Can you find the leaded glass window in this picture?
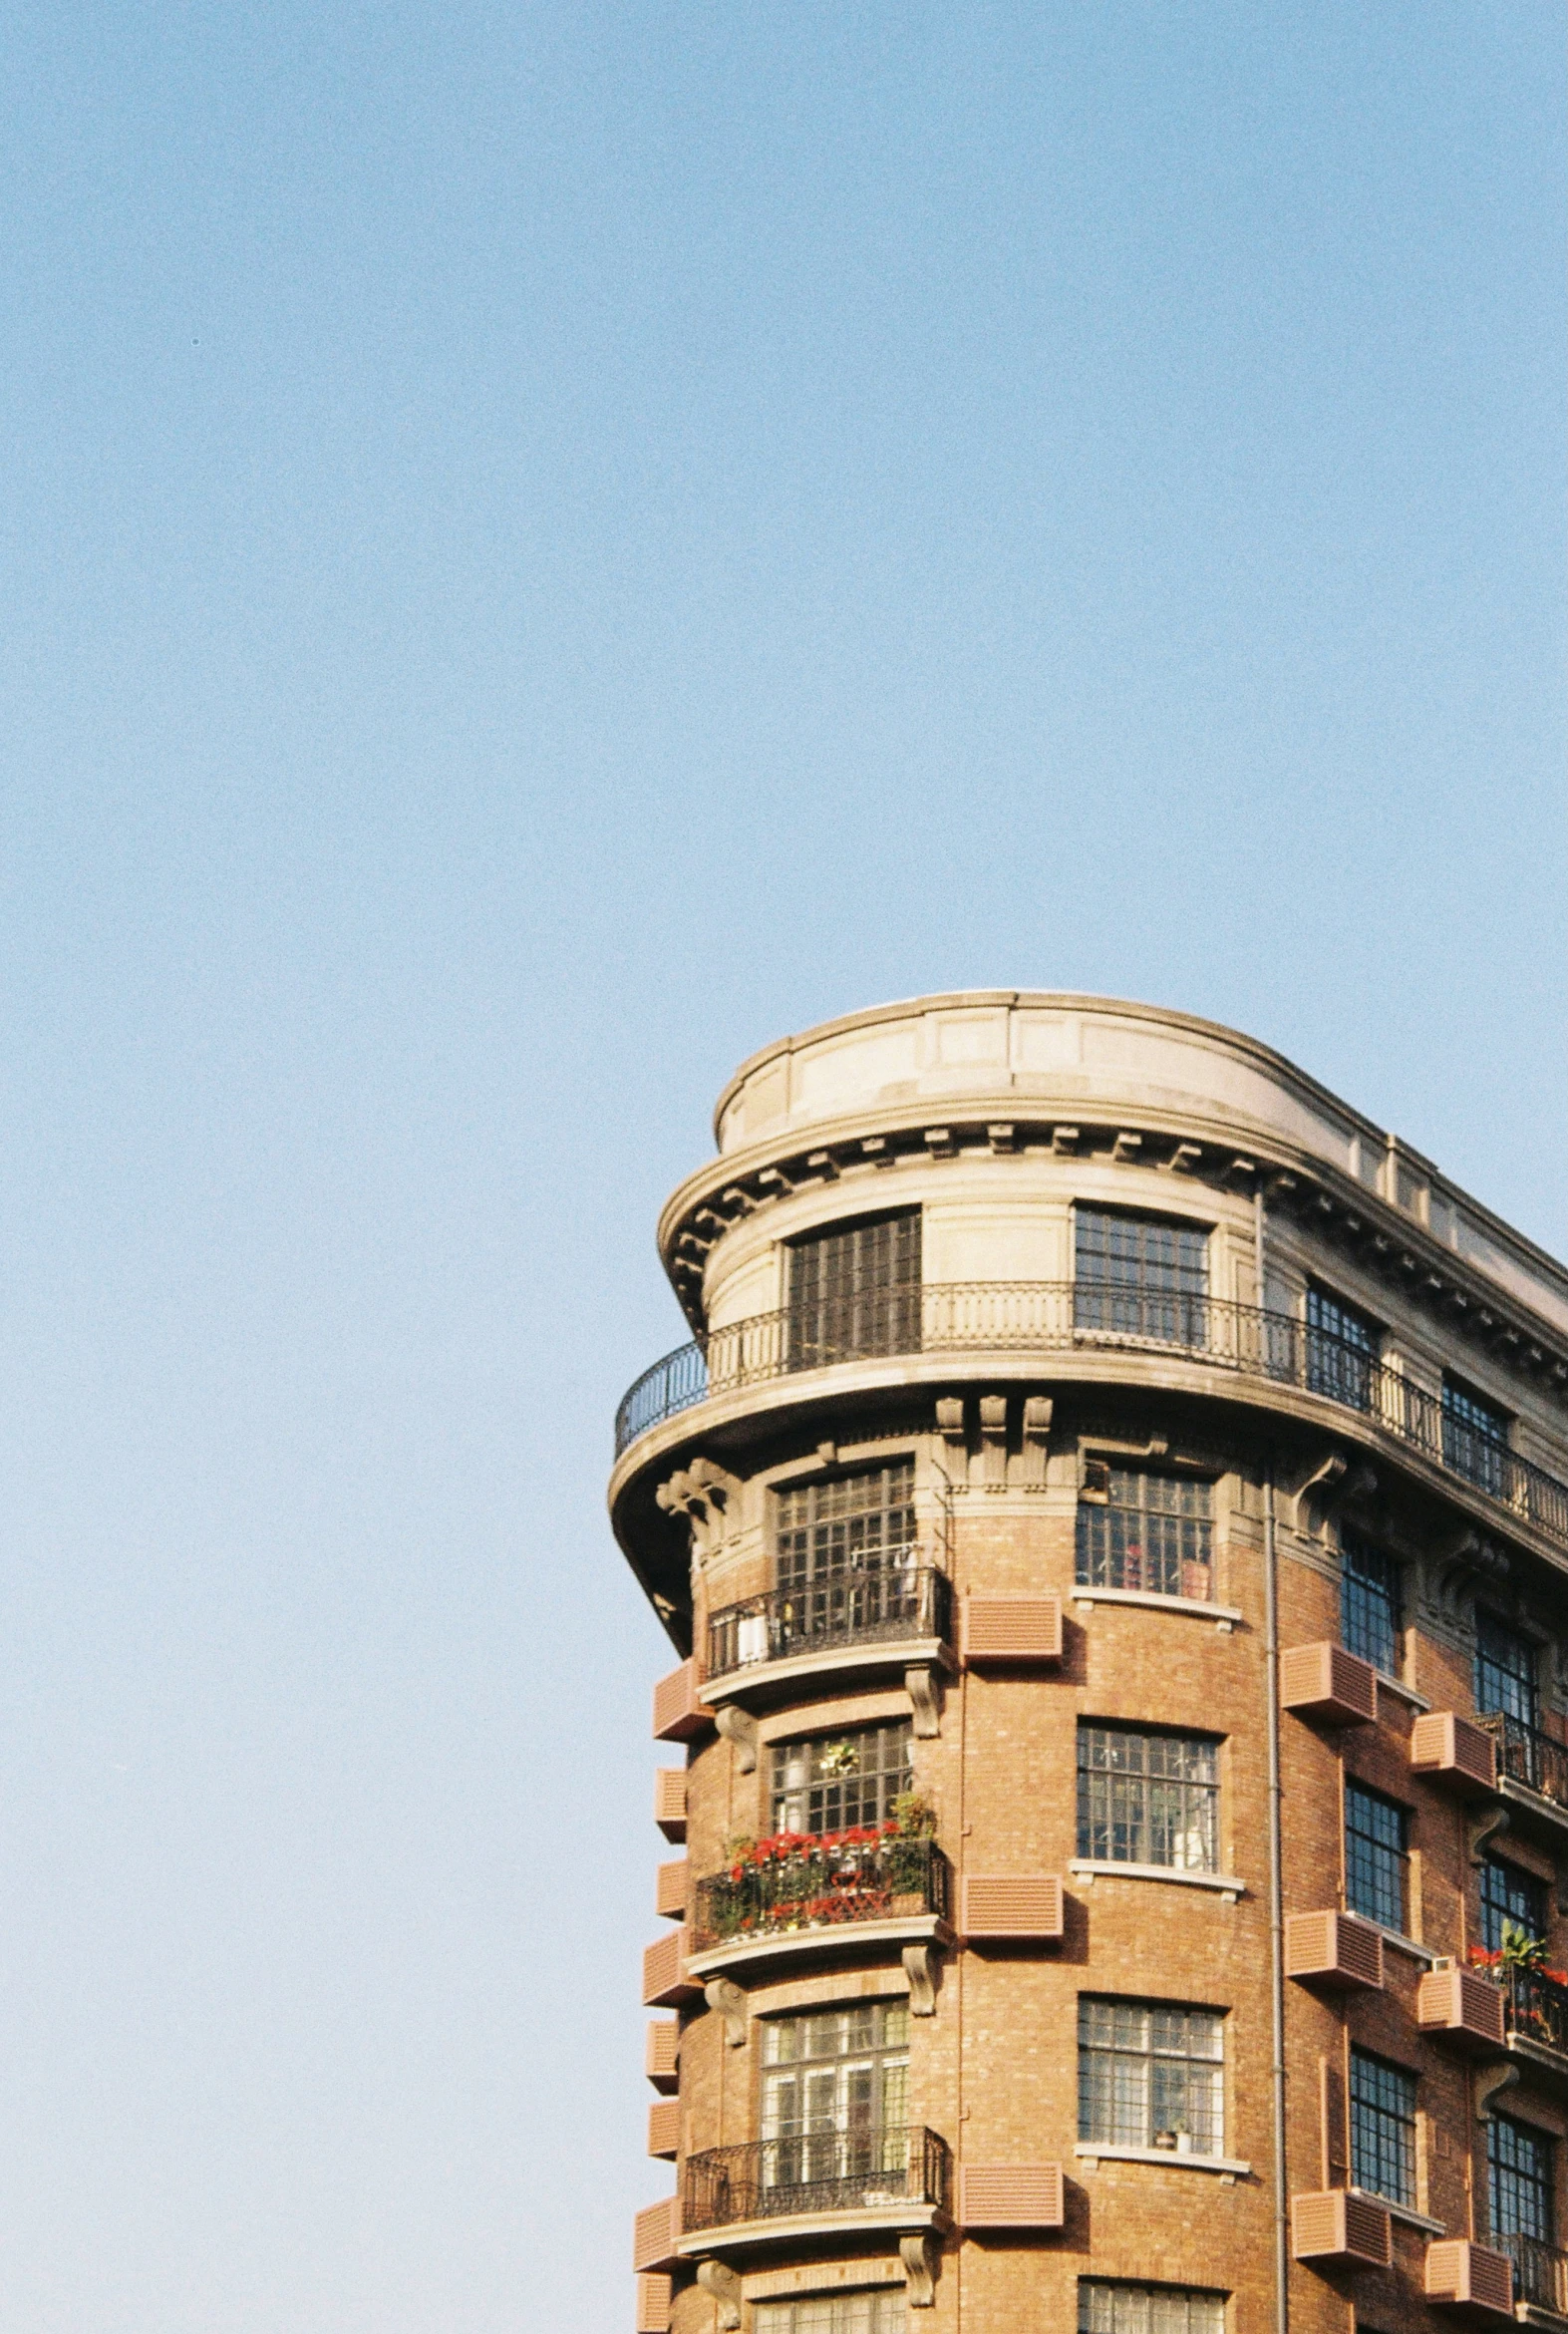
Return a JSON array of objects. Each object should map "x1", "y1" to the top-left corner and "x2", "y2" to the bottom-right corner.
[
  {"x1": 1481, "y1": 1857, "x2": 1548, "y2": 1956},
  {"x1": 1475, "y1": 1611, "x2": 1538, "y2": 1730},
  {"x1": 1074, "y1": 1208, "x2": 1209, "y2": 1345},
  {"x1": 1350, "y1": 2049, "x2": 1416, "y2": 2206},
  {"x1": 1340, "y1": 1530, "x2": 1401, "y2": 1676},
  {"x1": 1489, "y1": 2115, "x2": 1552, "y2": 2242},
  {"x1": 1078, "y1": 1998, "x2": 1224, "y2": 2154},
  {"x1": 1078, "y1": 1726, "x2": 1219, "y2": 1872},
  {"x1": 1344, "y1": 1781, "x2": 1408, "y2": 1932},
  {"x1": 1076, "y1": 1469, "x2": 1213, "y2": 1602},
  {"x1": 1079, "y1": 2286, "x2": 1225, "y2": 2334},
  {"x1": 771, "y1": 1721, "x2": 912, "y2": 1836},
  {"x1": 1306, "y1": 1284, "x2": 1380, "y2": 1412},
  {"x1": 777, "y1": 1462, "x2": 918, "y2": 1590},
  {"x1": 786, "y1": 1212, "x2": 921, "y2": 1371},
  {"x1": 1444, "y1": 1378, "x2": 1511, "y2": 1498},
  {"x1": 755, "y1": 2296, "x2": 905, "y2": 2334}
]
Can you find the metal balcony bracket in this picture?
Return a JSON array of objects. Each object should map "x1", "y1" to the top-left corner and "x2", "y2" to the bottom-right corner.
[
  {"x1": 936, "y1": 1399, "x2": 969, "y2": 1491},
  {"x1": 902, "y1": 1943, "x2": 939, "y2": 2018},
  {"x1": 1468, "y1": 1807, "x2": 1510, "y2": 1868},
  {"x1": 704, "y1": 1977, "x2": 748, "y2": 2049},
  {"x1": 979, "y1": 1398, "x2": 1008, "y2": 1492},
  {"x1": 1020, "y1": 1397, "x2": 1053, "y2": 1491},
  {"x1": 905, "y1": 1665, "x2": 942, "y2": 1740},
  {"x1": 715, "y1": 1706, "x2": 759, "y2": 1775},
  {"x1": 900, "y1": 2232, "x2": 939, "y2": 2307},
  {"x1": 1475, "y1": 2063, "x2": 1521, "y2": 2124},
  {"x1": 696, "y1": 2261, "x2": 742, "y2": 2328}
]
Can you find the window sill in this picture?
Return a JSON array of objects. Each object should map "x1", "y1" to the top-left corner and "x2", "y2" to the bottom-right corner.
[
  {"x1": 1354, "y1": 1920, "x2": 1435, "y2": 1966},
  {"x1": 1073, "y1": 1586, "x2": 1242, "y2": 1632},
  {"x1": 1372, "y1": 1671, "x2": 1431, "y2": 1714},
  {"x1": 1076, "y1": 2145, "x2": 1251, "y2": 2179},
  {"x1": 1348, "y1": 2186, "x2": 1445, "y2": 2236},
  {"x1": 1070, "y1": 1859, "x2": 1244, "y2": 1903}
]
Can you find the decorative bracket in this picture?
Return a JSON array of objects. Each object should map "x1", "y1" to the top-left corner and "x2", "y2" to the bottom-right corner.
[
  {"x1": 715, "y1": 1706, "x2": 759, "y2": 1775},
  {"x1": 902, "y1": 1943, "x2": 939, "y2": 2017},
  {"x1": 905, "y1": 1665, "x2": 941, "y2": 1740},
  {"x1": 936, "y1": 1398, "x2": 969, "y2": 1491},
  {"x1": 656, "y1": 1459, "x2": 743, "y2": 1567},
  {"x1": 1020, "y1": 1396, "x2": 1054, "y2": 1491},
  {"x1": 704, "y1": 1977, "x2": 748, "y2": 2049},
  {"x1": 1475, "y1": 2062, "x2": 1520, "y2": 2124},
  {"x1": 1468, "y1": 1806, "x2": 1509, "y2": 1868},
  {"x1": 1283, "y1": 1451, "x2": 1377, "y2": 1538},
  {"x1": 979, "y1": 1396, "x2": 1008, "y2": 1493},
  {"x1": 900, "y1": 2232, "x2": 939, "y2": 2307},
  {"x1": 697, "y1": 2259, "x2": 743, "y2": 2330}
]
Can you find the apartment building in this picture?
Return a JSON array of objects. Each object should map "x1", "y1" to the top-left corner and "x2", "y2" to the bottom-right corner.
[{"x1": 608, "y1": 992, "x2": 1568, "y2": 2334}]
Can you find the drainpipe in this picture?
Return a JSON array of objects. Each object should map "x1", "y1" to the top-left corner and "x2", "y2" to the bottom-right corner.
[{"x1": 1259, "y1": 1186, "x2": 1290, "y2": 2334}]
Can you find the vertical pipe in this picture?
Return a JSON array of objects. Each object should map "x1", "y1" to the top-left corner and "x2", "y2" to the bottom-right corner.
[{"x1": 1259, "y1": 1185, "x2": 1290, "y2": 2334}]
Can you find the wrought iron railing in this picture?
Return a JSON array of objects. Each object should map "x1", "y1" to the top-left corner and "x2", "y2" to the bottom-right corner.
[
  {"x1": 1477, "y1": 1711, "x2": 1568, "y2": 1814},
  {"x1": 1494, "y1": 2231, "x2": 1564, "y2": 2314},
  {"x1": 708, "y1": 1565, "x2": 952, "y2": 1679},
  {"x1": 613, "y1": 1283, "x2": 1568, "y2": 1560},
  {"x1": 1503, "y1": 1963, "x2": 1568, "y2": 2061},
  {"x1": 693, "y1": 1833, "x2": 950, "y2": 1952},
  {"x1": 684, "y1": 2124, "x2": 951, "y2": 2231}
]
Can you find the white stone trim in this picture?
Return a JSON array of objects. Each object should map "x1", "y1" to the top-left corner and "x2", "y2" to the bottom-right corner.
[
  {"x1": 1075, "y1": 2145, "x2": 1251, "y2": 2177},
  {"x1": 1348, "y1": 2185, "x2": 1445, "y2": 2235},
  {"x1": 1072, "y1": 1586, "x2": 1243, "y2": 1631},
  {"x1": 1070, "y1": 1859, "x2": 1244, "y2": 1902}
]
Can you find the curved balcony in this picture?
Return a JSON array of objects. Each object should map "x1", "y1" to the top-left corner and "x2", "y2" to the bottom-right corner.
[
  {"x1": 1477, "y1": 1711, "x2": 1568, "y2": 1841},
  {"x1": 615, "y1": 1283, "x2": 1568, "y2": 1560},
  {"x1": 687, "y1": 1831, "x2": 953, "y2": 1985},
  {"x1": 705, "y1": 1566, "x2": 953, "y2": 1706},
  {"x1": 681, "y1": 2125, "x2": 951, "y2": 2252}
]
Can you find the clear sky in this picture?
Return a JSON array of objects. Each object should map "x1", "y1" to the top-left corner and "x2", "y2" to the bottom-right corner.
[{"x1": 1, "y1": 5, "x2": 1562, "y2": 2328}]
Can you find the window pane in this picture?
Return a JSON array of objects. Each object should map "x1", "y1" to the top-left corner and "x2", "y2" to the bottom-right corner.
[
  {"x1": 756, "y1": 2292, "x2": 907, "y2": 2334},
  {"x1": 787, "y1": 1213, "x2": 921, "y2": 1369},
  {"x1": 1078, "y1": 1726, "x2": 1219, "y2": 1871},
  {"x1": 1076, "y1": 1468, "x2": 1214, "y2": 1601},
  {"x1": 1079, "y1": 2285, "x2": 1225, "y2": 2334},
  {"x1": 1306, "y1": 1285, "x2": 1379, "y2": 1411},
  {"x1": 1074, "y1": 1208, "x2": 1209, "y2": 1345},
  {"x1": 1489, "y1": 2115, "x2": 1553, "y2": 2241},
  {"x1": 1340, "y1": 1530, "x2": 1400, "y2": 1674},
  {"x1": 1350, "y1": 2050, "x2": 1416, "y2": 2206},
  {"x1": 1443, "y1": 1378, "x2": 1511, "y2": 1496},
  {"x1": 1480, "y1": 1858, "x2": 1548, "y2": 1955},
  {"x1": 777, "y1": 1463, "x2": 918, "y2": 1589},
  {"x1": 1078, "y1": 1997, "x2": 1223, "y2": 2153},
  {"x1": 1344, "y1": 1781, "x2": 1408, "y2": 1932},
  {"x1": 770, "y1": 1721, "x2": 912, "y2": 1835},
  {"x1": 1475, "y1": 1612, "x2": 1538, "y2": 1730}
]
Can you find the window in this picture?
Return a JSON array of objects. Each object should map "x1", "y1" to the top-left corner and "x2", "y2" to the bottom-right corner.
[
  {"x1": 1481, "y1": 1857, "x2": 1549, "y2": 1956},
  {"x1": 761, "y1": 2002, "x2": 909, "y2": 2192},
  {"x1": 777, "y1": 1462, "x2": 917, "y2": 1589},
  {"x1": 1077, "y1": 1469, "x2": 1213, "y2": 1602},
  {"x1": 786, "y1": 1211, "x2": 921, "y2": 1371},
  {"x1": 1475, "y1": 1611, "x2": 1538, "y2": 1730},
  {"x1": 771, "y1": 1721, "x2": 912, "y2": 1836},
  {"x1": 1078, "y1": 1998, "x2": 1224, "y2": 2154},
  {"x1": 1345, "y1": 1781, "x2": 1409, "y2": 1932},
  {"x1": 1306, "y1": 1284, "x2": 1380, "y2": 1412},
  {"x1": 1490, "y1": 2115, "x2": 1553, "y2": 2242},
  {"x1": 756, "y1": 2298, "x2": 905, "y2": 2334},
  {"x1": 1350, "y1": 2050, "x2": 1416, "y2": 2206},
  {"x1": 1074, "y1": 1207, "x2": 1209, "y2": 1345},
  {"x1": 1340, "y1": 1530, "x2": 1401, "y2": 1676},
  {"x1": 1078, "y1": 1726, "x2": 1219, "y2": 1872},
  {"x1": 1444, "y1": 1377, "x2": 1511, "y2": 1498},
  {"x1": 1079, "y1": 2286, "x2": 1225, "y2": 2334}
]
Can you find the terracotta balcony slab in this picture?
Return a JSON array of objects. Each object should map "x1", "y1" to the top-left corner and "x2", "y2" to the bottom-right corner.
[{"x1": 702, "y1": 1635, "x2": 955, "y2": 1710}]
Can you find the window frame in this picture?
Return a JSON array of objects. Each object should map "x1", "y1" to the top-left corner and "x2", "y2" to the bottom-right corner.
[
  {"x1": 1077, "y1": 1723, "x2": 1221, "y2": 1873},
  {"x1": 1344, "y1": 1778, "x2": 1410, "y2": 1934},
  {"x1": 1073, "y1": 1205, "x2": 1211, "y2": 1347},
  {"x1": 1305, "y1": 1283, "x2": 1381, "y2": 1413},
  {"x1": 1474, "y1": 1610, "x2": 1539, "y2": 1732},
  {"x1": 1443, "y1": 1376, "x2": 1512, "y2": 1498},
  {"x1": 1078, "y1": 2283, "x2": 1226, "y2": 2334},
  {"x1": 784, "y1": 1209, "x2": 922, "y2": 1371},
  {"x1": 1339, "y1": 1529, "x2": 1402, "y2": 1677},
  {"x1": 1488, "y1": 2111, "x2": 1554, "y2": 2243},
  {"x1": 1480, "y1": 1856, "x2": 1549, "y2": 1956},
  {"x1": 769, "y1": 1719, "x2": 913, "y2": 1837},
  {"x1": 1349, "y1": 2047, "x2": 1417, "y2": 2207},
  {"x1": 1077, "y1": 1995, "x2": 1225, "y2": 2156},
  {"x1": 1076, "y1": 1466, "x2": 1215, "y2": 1603}
]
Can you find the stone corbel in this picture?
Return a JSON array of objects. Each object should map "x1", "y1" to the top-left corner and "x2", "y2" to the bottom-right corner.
[
  {"x1": 1468, "y1": 1806, "x2": 1509, "y2": 1868},
  {"x1": 902, "y1": 1943, "x2": 939, "y2": 2017},
  {"x1": 715, "y1": 1706, "x2": 759, "y2": 1775},
  {"x1": 806, "y1": 1149, "x2": 840, "y2": 1181},
  {"x1": 1283, "y1": 1451, "x2": 1375, "y2": 1538},
  {"x1": 1020, "y1": 1397, "x2": 1053, "y2": 1491},
  {"x1": 979, "y1": 1396, "x2": 1008, "y2": 1493},
  {"x1": 900, "y1": 2232, "x2": 939, "y2": 2307},
  {"x1": 697, "y1": 2260, "x2": 743, "y2": 2330},
  {"x1": 704, "y1": 1977, "x2": 748, "y2": 2049},
  {"x1": 656, "y1": 1459, "x2": 743, "y2": 1567},
  {"x1": 936, "y1": 1399, "x2": 969, "y2": 1491},
  {"x1": 1475, "y1": 2062, "x2": 1520, "y2": 2124},
  {"x1": 905, "y1": 1665, "x2": 941, "y2": 1740}
]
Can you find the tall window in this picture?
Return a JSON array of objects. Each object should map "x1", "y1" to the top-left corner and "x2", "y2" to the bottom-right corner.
[
  {"x1": 777, "y1": 1462, "x2": 917, "y2": 1591},
  {"x1": 1444, "y1": 1377, "x2": 1511, "y2": 1498},
  {"x1": 761, "y1": 2002, "x2": 908, "y2": 2192},
  {"x1": 1079, "y1": 2288, "x2": 1225, "y2": 2334},
  {"x1": 1350, "y1": 2050, "x2": 1416, "y2": 2206},
  {"x1": 1345, "y1": 1781, "x2": 1409, "y2": 1932},
  {"x1": 1306, "y1": 1284, "x2": 1380, "y2": 1412},
  {"x1": 1340, "y1": 1531, "x2": 1401, "y2": 1675},
  {"x1": 1475, "y1": 1612, "x2": 1538, "y2": 1730},
  {"x1": 771, "y1": 1721, "x2": 912, "y2": 1836},
  {"x1": 1489, "y1": 2115, "x2": 1553, "y2": 2243},
  {"x1": 786, "y1": 1212, "x2": 921, "y2": 1371},
  {"x1": 1074, "y1": 1207, "x2": 1209, "y2": 1346},
  {"x1": 1481, "y1": 1857, "x2": 1549, "y2": 1956},
  {"x1": 1077, "y1": 1469, "x2": 1214, "y2": 1603},
  {"x1": 1078, "y1": 1999, "x2": 1224, "y2": 2155},
  {"x1": 756, "y1": 2298, "x2": 905, "y2": 2334},
  {"x1": 1078, "y1": 1726, "x2": 1219, "y2": 1873}
]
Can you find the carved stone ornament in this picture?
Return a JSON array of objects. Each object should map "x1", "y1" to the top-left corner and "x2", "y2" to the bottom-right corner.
[
  {"x1": 936, "y1": 1398, "x2": 968, "y2": 1491},
  {"x1": 715, "y1": 1705, "x2": 759, "y2": 1775},
  {"x1": 905, "y1": 1665, "x2": 941, "y2": 1740},
  {"x1": 979, "y1": 1397, "x2": 1008, "y2": 1493},
  {"x1": 1468, "y1": 1806, "x2": 1509, "y2": 1869},
  {"x1": 697, "y1": 2259, "x2": 743, "y2": 2330},
  {"x1": 655, "y1": 1458, "x2": 742, "y2": 1568},
  {"x1": 1474, "y1": 2062, "x2": 1520, "y2": 2124},
  {"x1": 1285, "y1": 1450, "x2": 1375, "y2": 1539},
  {"x1": 1020, "y1": 1396, "x2": 1053, "y2": 1491},
  {"x1": 900, "y1": 2232, "x2": 939, "y2": 2307},
  {"x1": 704, "y1": 1976, "x2": 748, "y2": 2048},
  {"x1": 902, "y1": 1943, "x2": 938, "y2": 2017}
]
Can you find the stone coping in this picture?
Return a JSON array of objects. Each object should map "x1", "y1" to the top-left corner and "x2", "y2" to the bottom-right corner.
[
  {"x1": 1071, "y1": 1587, "x2": 1243, "y2": 1630},
  {"x1": 1075, "y1": 2145, "x2": 1251, "y2": 2177},
  {"x1": 1069, "y1": 1859, "x2": 1245, "y2": 1901},
  {"x1": 677, "y1": 2201, "x2": 949, "y2": 2257},
  {"x1": 686, "y1": 1913, "x2": 953, "y2": 1984},
  {"x1": 703, "y1": 1637, "x2": 956, "y2": 1708}
]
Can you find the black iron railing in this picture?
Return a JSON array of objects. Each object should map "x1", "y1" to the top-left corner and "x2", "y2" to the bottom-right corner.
[
  {"x1": 1477, "y1": 1712, "x2": 1568, "y2": 1814},
  {"x1": 693, "y1": 1833, "x2": 950, "y2": 1952},
  {"x1": 684, "y1": 2124, "x2": 951, "y2": 2231},
  {"x1": 708, "y1": 1565, "x2": 952, "y2": 1678},
  {"x1": 613, "y1": 1284, "x2": 1568, "y2": 1562},
  {"x1": 1504, "y1": 1964, "x2": 1568, "y2": 2060},
  {"x1": 1494, "y1": 2231, "x2": 1564, "y2": 2314}
]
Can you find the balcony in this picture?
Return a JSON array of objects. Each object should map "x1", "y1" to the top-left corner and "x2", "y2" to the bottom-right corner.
[
  {"x1": 614, "y1": 1287, "x2": 1568, "y2": 1569},
  {"x1": 705, "y1": 1566, "x2": 953, "y2": 1703},
  {"x1": 1498, "y1": 1961, "x2": 1568, "y2": 2085},
  {"x1": 1495, "y1": 2231, "x2": 1568, "y2": 2320},
  {"x1": 1476, "y1": 1714, "x2": 1568, "y2": 1839},
  {"x1": 688, "y1": 1830, "x2": 953, "y2": 1981},
  {"x1": 681, "y1": 2125, "x2": 951, "y2": 2250}
]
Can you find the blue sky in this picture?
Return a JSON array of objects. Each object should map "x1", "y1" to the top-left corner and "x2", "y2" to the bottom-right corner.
[{"x1": 0, "y1": 6, "x2": 1561, "y2": 2328}]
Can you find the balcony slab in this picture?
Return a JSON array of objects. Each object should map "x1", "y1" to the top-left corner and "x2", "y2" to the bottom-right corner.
[
  {"x1": 704, "y1": 1637, "x2": 956, "y2": 1710},
  {"x1": 677, "y1": 2202, "x2": 951, "y2": 2258},
  {"x1": 688, "y1": 1912, "x2": 955, "y2": 1985}
]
